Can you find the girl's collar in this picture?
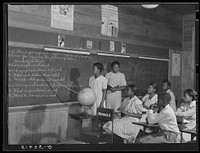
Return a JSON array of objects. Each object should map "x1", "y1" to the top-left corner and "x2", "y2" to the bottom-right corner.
[
  {"x1": 148, "y1": 93, "x2": 156, "y2": 100},
  {"x1": 112, "y1": 71, "x2": 120, "y2": 74}
]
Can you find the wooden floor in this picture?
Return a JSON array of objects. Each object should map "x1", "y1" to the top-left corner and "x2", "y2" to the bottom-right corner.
[{"x1": 58, "y1": 139, "x2": 89, "y2": 144}]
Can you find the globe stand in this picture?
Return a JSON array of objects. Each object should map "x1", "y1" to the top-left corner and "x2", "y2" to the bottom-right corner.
[{"x1": 79, "y1": 105, "x2": 92, "y2": 118}]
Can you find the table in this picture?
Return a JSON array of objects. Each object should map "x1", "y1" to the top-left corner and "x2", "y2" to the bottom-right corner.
[
  {"x1": 180, "y1": 128, "x2": 197, "y2": 143},
  {"x1": 132, "y1": 122, "x2": 159, "y2": 137}
]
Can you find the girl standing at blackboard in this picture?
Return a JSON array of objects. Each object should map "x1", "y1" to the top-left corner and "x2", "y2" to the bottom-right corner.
[
  {"x1": 89, "y1": 62, "x2": 107, "y2": 116},
  {"x1": 105, "y1": 61, "x2": 127, "y2": 112}
]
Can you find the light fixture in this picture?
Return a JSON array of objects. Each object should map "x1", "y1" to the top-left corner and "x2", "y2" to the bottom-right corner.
[
  {"x1": 139, "y1": 56, "x2": 169, "y2": 61},
  {"x1": 141, "y1": 4, "x2": 159, "y2": 9},
  {"x1": 44, "y1": 47, "x2": 90, "y2": 55},
  {"x1": 98, "y1": 53, "x2": 130, "y2": 58}
]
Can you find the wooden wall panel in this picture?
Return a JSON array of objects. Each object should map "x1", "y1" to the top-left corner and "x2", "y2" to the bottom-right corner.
[
  {"x1": 8, "y1": 103, "x2": 80, "y2": 144},
  {"x1": 181, "y1": 14, "x2": 195, "y2": 97},
  {"x1": 8, "y1": 4, "x2": 183, "y2": 50},
  {"x1": 66, "y1": 103, "x2": 82, "y2": 139},
  {"x1": 169, "y1": 49, "x2": 182, "y2": 102}
]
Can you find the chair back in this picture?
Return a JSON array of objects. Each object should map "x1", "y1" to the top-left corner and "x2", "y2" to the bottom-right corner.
[
  {"x1": 96, "y1": 107, "x2": 114, "y2": 126},
  {"x1": 96, "y1": 107, "x2": 114, "y2": 143}
]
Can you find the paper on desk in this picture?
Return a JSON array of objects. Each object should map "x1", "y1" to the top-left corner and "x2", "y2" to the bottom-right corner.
[
  {"x1": 183, "y1": 119, "x2": 190, "y2": 123},
  {"x1": 141, "y1": 108, "x2": 148, "y2": 112}
]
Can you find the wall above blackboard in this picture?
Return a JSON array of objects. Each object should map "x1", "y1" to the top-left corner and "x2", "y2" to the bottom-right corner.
[{"x1": 9, "y1": 27, "x2": 169, "y2": 58}]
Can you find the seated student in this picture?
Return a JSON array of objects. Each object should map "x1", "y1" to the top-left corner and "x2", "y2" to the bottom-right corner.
[
  {"x1": 135, "y1": 93, "x2": 181, "y2": 143},
  {"x1": 142, "y1": 82, "x2": 158, "y2": 110},
  {"x1": 162, "y1": 79, "x2": 176, "y2": 112},
  {"x1": 175, "y1": 89, "x2": 196, "y2": 130},
  {"x1": 141, "y1": 82, "x2": 158, "y2": 132},
  {"x1": 175, "y1": 89, "x2": 196, "y2": 142},
  {"x1": 103, "y1": 84, "x2": 145, "y2": 144}
]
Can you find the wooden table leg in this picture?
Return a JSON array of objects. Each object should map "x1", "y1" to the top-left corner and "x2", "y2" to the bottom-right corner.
[
  {"x1": 191, "y1": 134, "x2": 195, "y2": 141},
  {"x1": 180, "y1": 132, "x2": 183, "y2": 143}
]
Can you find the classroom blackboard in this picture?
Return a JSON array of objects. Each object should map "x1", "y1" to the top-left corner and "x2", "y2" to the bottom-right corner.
[
  {"x1": 8, "y1": 46, "x2": 97, "y2": 107},
  {"x1": 97, "y1": 55, "x2": 169, "y2": 97},
  {"x1": 8, "y1": 46, "x2": 168, "y2": 107}
]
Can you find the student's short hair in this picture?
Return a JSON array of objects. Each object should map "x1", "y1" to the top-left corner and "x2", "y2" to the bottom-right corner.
[
  {"x1": 111, "y1": 61, "x2": 120, "y2": 67},
  {"x1": 158, "y1": 92, "x2": 171, "y2": 106},
  {"x1": 162, "y1": 79, "x2": 171, "y2": 87},
  {"x1": 149, "y1": 82, "x2": 157, "y2": 91},
  {"x1": 93, "y1": 62, "x2": 104, "y2": 72},
  {"x1": 184, "y1": 89, "x2": 196, "y2": 101},
  {"x1": 127, "y1": 84, "x2": 138, "y2": 95}
]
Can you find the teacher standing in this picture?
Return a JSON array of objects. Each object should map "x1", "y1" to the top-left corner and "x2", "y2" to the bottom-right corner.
[{"x1": 105, "y1": 61, "x2": 127, "y2": 112}]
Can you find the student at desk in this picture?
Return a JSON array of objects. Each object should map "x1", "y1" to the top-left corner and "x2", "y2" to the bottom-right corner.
[
  {"x1": 162, "y1": 80, "x2": 176, "y2": 112},
  {"x1": 103, "y1": 84, "x2": 145, "y2": 144},
  {"x1": 175, "y1": 89, "x2": 196, "y2": 142},
  {"x1": 142, "y1": 82, "x2": 158, "y2": 110},
  {"x1": 141, "y1": 82, "x2": 158, "y2": 131},
  {"x1": 135, "y1": 93, "x2": 181, "y2": 143},
  {"x1": 175, "y1": 89, "x2": 196, "y2": 130}
]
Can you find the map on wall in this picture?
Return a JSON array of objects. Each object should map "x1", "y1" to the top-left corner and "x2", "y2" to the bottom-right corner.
[{"x1": 172, "y1": 53, "x2": 181, "y2": 76}]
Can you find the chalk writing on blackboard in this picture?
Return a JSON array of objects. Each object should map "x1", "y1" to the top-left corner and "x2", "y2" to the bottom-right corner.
[{"x1": 8, "y1": 48, "x2": 91, "y2": 100}]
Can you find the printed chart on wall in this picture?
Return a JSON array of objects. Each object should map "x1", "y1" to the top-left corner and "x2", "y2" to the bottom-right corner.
[
  {"x1": 51, "y1": 5, "x2": 74, "y2": 31},
  {"x1": 101, "y1": 5, "x2": 118, "y2": 37},
  {"x1": 171, "y1": 53, "x2": 181, "y2": 76}
]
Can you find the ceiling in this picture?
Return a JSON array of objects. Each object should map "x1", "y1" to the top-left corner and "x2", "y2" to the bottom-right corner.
[{"x1": 160, "y1": 4, "x2": 198, "y2": 15}]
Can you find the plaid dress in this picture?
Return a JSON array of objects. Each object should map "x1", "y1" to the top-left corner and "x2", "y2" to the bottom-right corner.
[{"x1": 103, "y1": 96, "x2": 144, "y2": 140}]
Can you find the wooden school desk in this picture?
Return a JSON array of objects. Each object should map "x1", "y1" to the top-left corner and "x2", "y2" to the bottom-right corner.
[
  {"x1": 180, "y1": 128, "x2": 197, "y2": 143},
  {"x1": 132, "y1": 122, "x2": 159, "y2": 137}
]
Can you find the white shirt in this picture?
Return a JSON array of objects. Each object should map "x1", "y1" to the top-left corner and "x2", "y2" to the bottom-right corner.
[
  {"x1": 175, "y1": 100, "x2": 196, "y2": 129},
  {"x1": 121, "y1": 96, "x2": 143, "y2": 115},
  {"x1": 147, "y1": 104, "x2": 180, "y2": 134},
  {"x1": 142, "y1": 94, "x2": 158, "y2": 108},
  {"x1": 166, "y1": 89, "x2": 176, "y2": 112},
  {"x1": 89, "y1": 75, "x2": 107, "y2": 115}
]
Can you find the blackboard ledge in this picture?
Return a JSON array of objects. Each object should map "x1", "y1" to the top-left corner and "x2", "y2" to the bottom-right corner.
[{"x1": 9, "y1": 102, "x2": 80, "y2": 114}]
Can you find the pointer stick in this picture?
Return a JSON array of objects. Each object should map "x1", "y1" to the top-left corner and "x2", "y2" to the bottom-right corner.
[
  {"x1": 39, "y1": 73, "x2": 78, "y2": 94},
  {"x1": 40, "y1": 73, "x2": 63, "y2": 102}
]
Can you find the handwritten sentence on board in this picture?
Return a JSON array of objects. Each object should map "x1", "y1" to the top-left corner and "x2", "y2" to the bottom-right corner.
[
  {"x1": 9, "y1": 49, "x2": 91, "y2": 61},
  {"x1": 8, "y1": 48, "x2": 88, "y2": 98}
]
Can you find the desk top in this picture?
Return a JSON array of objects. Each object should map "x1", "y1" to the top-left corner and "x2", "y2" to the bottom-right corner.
[
  {"x1": 180, "y1": 128, "x2": 197, "y2": 135},
  {"x1": 132, "y1": 122, "x2": 159, "y2": 127},
  {"x1": 69, "y1": 113, "x2": 93, "y2": 119}
]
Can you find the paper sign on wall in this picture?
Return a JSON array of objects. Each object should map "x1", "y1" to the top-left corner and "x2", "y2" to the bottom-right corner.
[
  {"x1": 51, "y1": 5, "x2": 74, "y2": 31},
  {"x1": 121, "y1": 43, "x2": 126, "y2": 53},
  {"x1": 87, "y1": 40, "x2": 93, "y2": 49},
  {"x1": 101, "y1": 5, "x2": 118, "y2": 37},
  {"x1": 110, "y1": 41, "x2": 115, "y2": 52},
  {"x1": 58, "y1": 34, "x2": 65, "y2": 47},
  {"x1": 172, "y1": 53, "x2": 181, "y2": 76}
]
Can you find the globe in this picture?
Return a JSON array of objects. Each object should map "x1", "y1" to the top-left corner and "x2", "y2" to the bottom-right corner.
[{"x1": 78, "y1": 88, "x2": 96, "y2": 106}]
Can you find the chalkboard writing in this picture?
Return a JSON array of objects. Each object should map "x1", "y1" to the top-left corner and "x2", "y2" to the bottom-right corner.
[
  {"x1": 8, "y1": 47, "x2": 168, "y2": 107},
  {"x1": 8, "y1": 47, "x2": 97, "y2": 107}
]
